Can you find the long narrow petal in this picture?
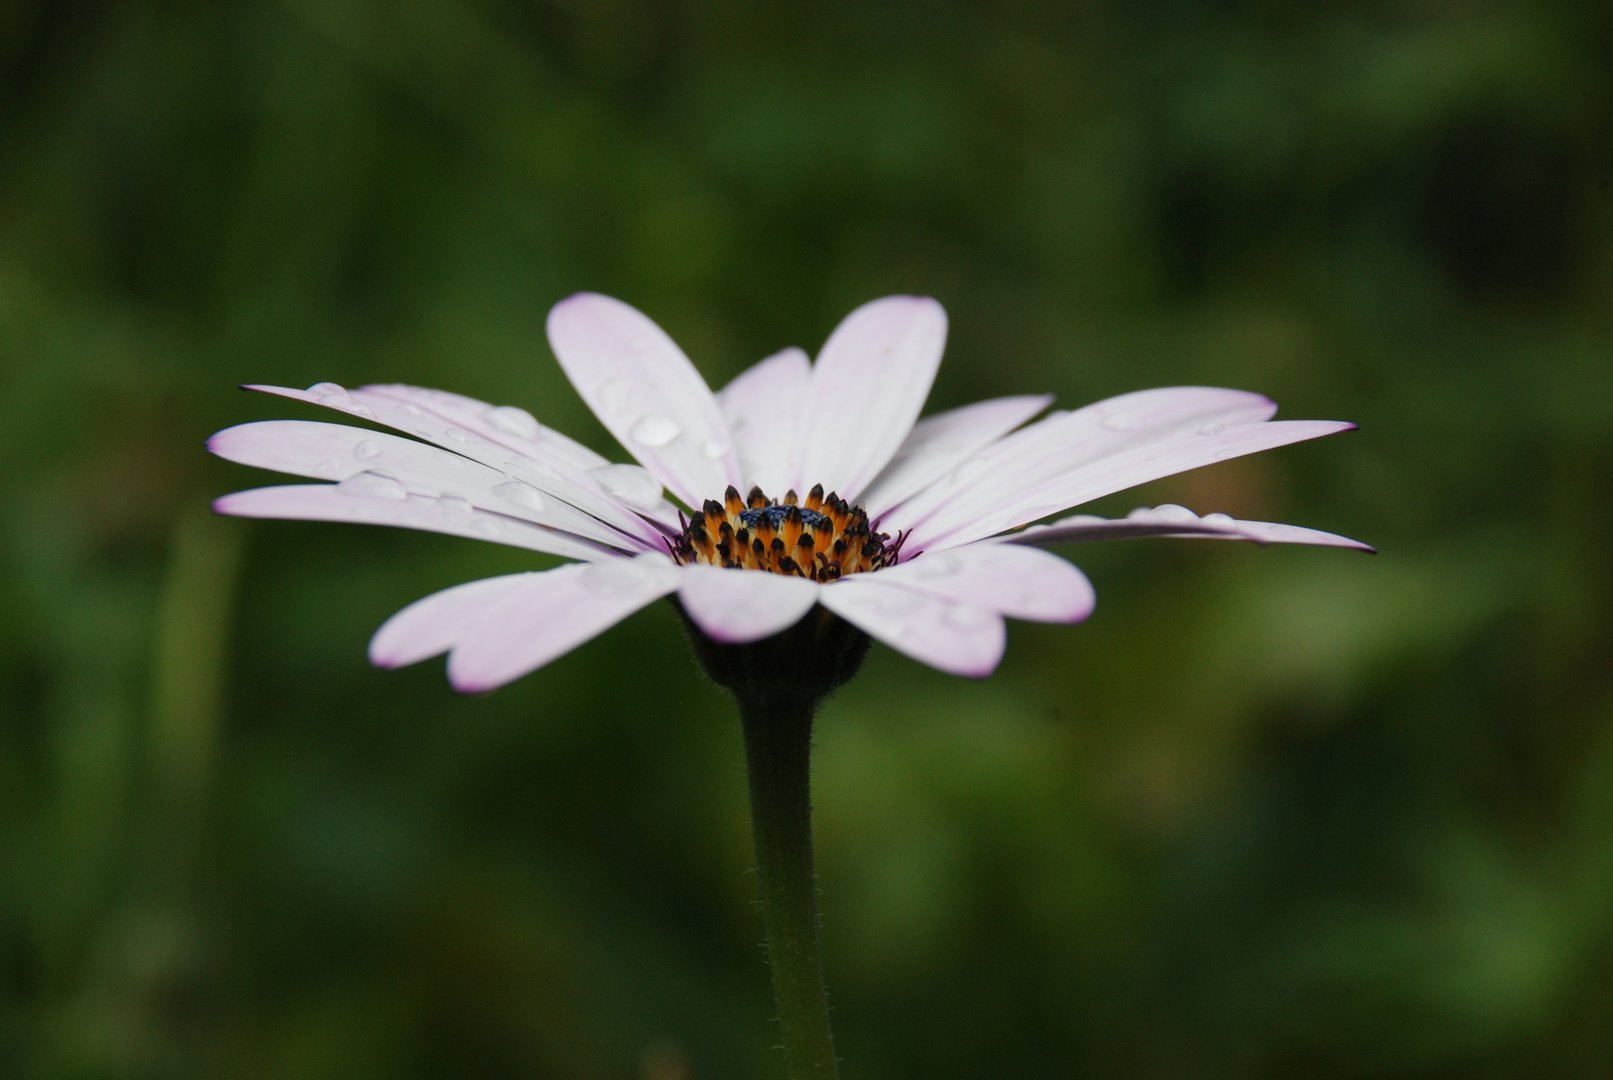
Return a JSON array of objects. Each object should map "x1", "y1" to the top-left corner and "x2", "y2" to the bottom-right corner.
[
  {"x1": 818, "y1": 576, "x2": 1005, "y2": 678},
  {"x1": 858, "y1": 394, "x2": 1053, "y2": 519},
  {"x1": 243, "y1": 383, "x2": 673, "y2": 544},
  {"x1": 369, "y1": 573, "x2": 537, "y2": 669},
  {"x1": 882, "y1": 386, "x2": 1278, "y2": 540},
  {"x1": 1005, "y1": 504, "x2": 1376, "y2": 552},
  {"x1": 676, "y1": 564, "x2": 820, "y2": 644},
  {"x1": 213, "y1": 485, "x2": 616, "y2": 562},
  {"x1": 209, "y1": 421, "x2": 643, "y2": 551},
  {"x1": 788, "y1": 296, "x2": 947, "y2": 501},
  {"x1": 870, "y1": 544, "x2": 1095, "y2": 623},
  {"x1": 360, "y1": 384, "x2": 609, "y2": 473},
  {"x1": 717, "y1": 347, "x2": 811, "y2": 494},
  {"x1": 446, "y1": 554, "x2": 681, "y2": 692},
  {"x1": 914, "y1": 419, "x2": 1357, "y2": 552},
  {"x1": 546, "y1": 293, "x2": 741, "y2": 507}
]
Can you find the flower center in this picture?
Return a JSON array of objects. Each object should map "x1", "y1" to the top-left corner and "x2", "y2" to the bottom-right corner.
[{"x1": 669, "y1": 484, "x2": 905, "y2": 580}]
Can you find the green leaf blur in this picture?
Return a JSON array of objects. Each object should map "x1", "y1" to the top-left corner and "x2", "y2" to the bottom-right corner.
[{"x1": 2, "y1": 1, "x2": 1610, "y2": 1077}]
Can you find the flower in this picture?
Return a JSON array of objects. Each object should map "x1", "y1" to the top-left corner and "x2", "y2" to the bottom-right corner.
[{"x1": 209, "y1": 294, "x2": 1368, "y2": 691}]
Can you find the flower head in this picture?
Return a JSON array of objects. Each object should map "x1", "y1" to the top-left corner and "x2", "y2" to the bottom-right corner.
[{"x1": 210, "y1": 294, "x2": 1368, "y2": 691}]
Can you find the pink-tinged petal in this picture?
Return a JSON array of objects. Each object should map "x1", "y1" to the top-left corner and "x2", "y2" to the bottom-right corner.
[
  {"x1": 445, "y1": 554, "x2": 681, "y2": 692},
  {"x1": 359, "y1": 384, "x2": 609, "y2": 474},
  {"x1": 717, "y1": 347, "x2": 811, "y2": 494},
  {"x1": 914, "y1": 419, "x2": 1357, "y2": 552},
  {"x1": 677, "y1": 565, "x2": 820, "y2": 644},
  {"x1": 818, "y1": 576, "x2": 1005, "y2": 678},
  {"x1": 546, "y1": 294, "x2": 741, "y2": 507},
  {"x1": 859, "y1": 394, "x2": 1053, "y2": 519},
  {"x1": 369, "y1": 573, "x2": 536, "y2": 669},
  {"x1": 242, "y1": 383, "x2": 673, "y2": 545},
  {"x1": 882, "y1": 386, "x2": 1278, "y2": 542},
  {"x1": 873, "y1": 544, "x2": 1095, "y2": 623},
  {"x1": 213, "y1": 485, "x2": 616, "y2": 562},
  {"x1": 788, "y1": 296, "x2": 948, "y2": 501},
  {"x1": 209, "y1": 420, "x2": 644, "y2": 551},
  {"x1": 1006, "y1": 504, "x2": 1376, "y2": 552}
]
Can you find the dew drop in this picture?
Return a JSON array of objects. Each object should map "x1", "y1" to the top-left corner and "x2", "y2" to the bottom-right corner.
[
  {"x1": 1201, "y1": 512, "x2": 1236, "y2": 527},
  {"x1": 700, "y1": 437, "x2": 730, "y2": 459},
  {"x1": 492, "y1": 480, "x2": 546, "y2": 512},
  {"x1": 437, "y1": 494, "x2": 474, "y2": 515},
  {"x1": 445, "y1": 428, "x2": 470, "y2": 443},
  {"x1": 588, "y1": 464, "x2": 663, "y2": 511},
  {"x1": 630, "y1": 414, "x2": 682, "y2": 448},
  {"x1": 595, "y1": 380, "x2": 631, "y2": 415},
  {"x1": 1152, "y1": 503, "x2": 1199, "y2": 524},
  {"x1": 583, "y1": 559, "x2": 650, "y2": 596},
  {"x1": 306, "y1": 382, "x2": 345, "y2": 395},
  {"x1": 913, "y1": 552, "x2": 963, "y2": 579},
  {"x1": 353, "y1": 440, "x2": 380, "y2": 460},
  {"x1": 470, "y1": 519, "x2": 501, "y2": 538},
  {"x1": 484, "y1": 405, "x2": 540, "y2": 440},
  {"x1": 1213, "y1": 448, "x2": 1237, "y2": 461},
  {"x1": 947, "y1": 457, "x2": 992, "y2": 487},
  {"x1": 396, "y1": 403, "x2": 424, "y2": 418},
  {"x1": 1102, "y1": 411, "x2": 1141, "y2": 430},
  {"x1": 945, "y1": 603, "x2": 993, "y2": 628},
  {"x1": 336, "y1": 471, "x2": 408, "y2": 501},
  {"x1": 1198, "y1": 421, "x2": 1226, "y2": 436}
]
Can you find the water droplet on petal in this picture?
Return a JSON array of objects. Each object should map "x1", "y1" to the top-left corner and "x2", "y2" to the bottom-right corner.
[
  {"x1": 587, "y1": 464, "x2": 663, "y2": 511},
  {"x1": 945, "y1": 603, "x2": 993, "y2": 628},
  {"x1": 1198, "y1": 421, "x2": 1225, "y2": 436},
  {"x1": 437, "y1": 494, "x2": 474, "y2": 515},
  {"x1": 492, "y1": 480, "x2": 546, "y2": 512},
  {"x1": 353, "y1": 440, "x2": 380, "y2": 460},
  {"x1": 484, "y1": 405, "x2": 540, "y2": 440},
  {"x1": 1201, "y1": 512, "x2": 1236, "y2": 527},
  {"x1": 870, "y1": 588, "x2": 922, "y2": 616},
  {"x1": 306, "y1": 382, "x2": 345, "y2": 395},
  {"x1": 445, "y1": 428, "x2": 470, "y2": 443},
  {"x1": 337, "y1": 471, "x2": 408, "y2": 500},
  {"x1": 1152, "y1": 504, "x2": 1199, "y2": 524},
  {"x1": 595, "y1": 380, "x2": 630, "y2": 415},
  {"x1": 1213, "y1": 448, "x2": 1236, "y2": 461},
  {"x1": 396, "y1": 402, "x2": 424, "y2": 418},
  {"x1": 470, "y1": 519, "x2": 501, "y2": 538},
  {"x1": 583, "y1": 559, "x2": 651, "y2": 596},
  {"x1": 913, "y1": 552, "x2": 963, "y2": 579},
  {"x1": 1103, "y1": 411, "x2": 1141, "y2": 430},
  {"x1": 630, "y1": 414, "x2": 682, "y2": 448},
  {"x1": 947, "y1": 457, "x2": 992, "y2": 487},
  {"x1": 700, "y1": 438, "x2": 730, "y2": 459}
]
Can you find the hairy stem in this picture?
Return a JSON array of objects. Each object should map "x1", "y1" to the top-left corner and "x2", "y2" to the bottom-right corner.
[{"x1": 737, "y1": 689, "x2": 839, "y2": 1080}]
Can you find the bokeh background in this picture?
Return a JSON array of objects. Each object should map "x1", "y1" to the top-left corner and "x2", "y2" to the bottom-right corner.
[{"x1": 4, "y1": 1, "x2": 1612, "y2": 1076}]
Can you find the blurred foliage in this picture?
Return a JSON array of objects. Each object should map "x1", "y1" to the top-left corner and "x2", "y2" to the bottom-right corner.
[{"x1": 3, "y1": 0, "x2": 1612, "y2": 1077}]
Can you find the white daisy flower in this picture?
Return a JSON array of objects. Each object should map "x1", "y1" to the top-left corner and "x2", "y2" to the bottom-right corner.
[{"x1": 209, "y1": 293, "x2": 1368, "y2": 691}]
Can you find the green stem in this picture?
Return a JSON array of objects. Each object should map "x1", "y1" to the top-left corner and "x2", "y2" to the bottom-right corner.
[{"x1": 737, "y1": 689, "x2": 839, "y2": 1080}]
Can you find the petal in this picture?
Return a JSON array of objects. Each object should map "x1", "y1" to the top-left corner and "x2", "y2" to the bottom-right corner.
[
  {"x1": 676, "y1": 564, "x2": 820, "y2": 644},
  {"x1": 446, "y1": 554, "x2": 681, "y2": 692},
  {"x1": 882, "y1": 386, "x2": 1278, "y2": 542},
  {"x1": 914, "y1": 419, "x2": 1357, "y2": 552},
  {"x1": 360, "y1": 384, "x2": 610, "y2": 474},
  {"x1": 213, "y1": 485, "x2": 616, "y2": 562},
  {"x1": 717, "y1": 347, "x2": 811, "y2": 494},
  {"x1": 872, "y1": 544, "x2": 1095, "y2": 623},
  {"x1": 243, "y1": 383, "x2": 673, "y2": 544},
  {"x1": 369, "y1": 573, "x2": 535, "y2": 669},
  {"x1": 859, "y1": 394, "x2": 1053, "y2": 519},
  {"x1": 545, "y1": 293, "x2": 741, "y2": 507},
  {"x1": 209, "y1": 420, "x2": 645, "y2": 551},
  {"x1": 818, "y1": 576, "x2": 1005, "y2": 678},
  {"x1": 788, "y1": 296, "x2": 948, "y2": 501},
  {"x1": 1006, "y1": 504, "x2": 1376, "y2": 552}
]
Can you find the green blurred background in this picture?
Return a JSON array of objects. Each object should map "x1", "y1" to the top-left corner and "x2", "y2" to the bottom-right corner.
[{"x1": 3, "y1": 1, "x2": 1612, "y2": 1076}]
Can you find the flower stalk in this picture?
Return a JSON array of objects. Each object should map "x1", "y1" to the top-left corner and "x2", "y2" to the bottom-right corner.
[{"x1": 737, "y1": 687, "x2": 838, "y2": 1079}]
